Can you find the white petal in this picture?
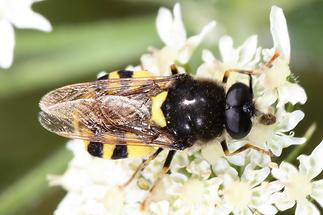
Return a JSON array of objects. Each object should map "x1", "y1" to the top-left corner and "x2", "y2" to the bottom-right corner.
[
  {"x1": 225, "y1": 140, "x2": 250, "y2": 166},
  {"x1": 261, "y1": 59, "x2": 290, "y2": 91},
  {"x1": 237, "y1": 35, "x2": 258, "y2": 67},
  {"x1": 298, "y1": 140, "x2": 323, "y2": 179},
  {"x1": 149, "y1": 201, "x2": 169, "y2": 215},
  {"x1": 278, "y1": 135, "x2": 306, "y2": 148},
  {"x1": 0, "y1": 20, "x2": 15, "y2": 69},
  {"x1": 266, "y1": 181, "x2": 284, "y2": 194},
  {"x1": 311, "y1": 179, "x2": 323, "y2": 207},
  {"x1": 246, "y1": 150, "x2": 271, "y2": 167},
  {"x1": 271, "y1": 161, "x2": 298, "y2": 181},
  {"x1": 219, "y1": 35, "x2": 236, "y2": 65},
  {"x1": 212, "y1": 158, "x2": 238, "y2": 179},
  {"x1": 256, "y1": 204, "x2": 278, "y2": 215},
  {"x1": 172, "y1": 3, "x2": 186, "y2": 42},
  {"x1": 54, "y1": 192, "x2": 82, "y2": 215},
  {"x1": 268, "y1": 136, "x2": 283, "y2": 156},
  {"x1": 214, "y1": 203, "x2": 232, "y2": 215},
  {"x1": 255, "y1": 89, "x2": 277, "y2": 112},
  {"x1": 7, "y1": 2, "x2": 52, "y2": 32},
  {"x1": 177, "y1": 21, "x2": 215, "y2": 63},
  {"x1": 277, "y1": 83, "x2": 307, "y2": 107},
  {"x1": 103, "y1": 187, "x2": 126, "y2": 214},
  {"x1": 295, "y1": 199, "x2": 320, "y2": 215},
  {"x1": 156, "y1": 7, "x2": 173, "y2": 45},
  {"x1": 140, "y1": 46, "x2": 177, "y2": 76},
  {"x1": 271, "y1": 192, "x2": 295, "y2": 211},
  {"x1": 156, "y1": 3, "x2": 186, "y2": 47},
  {"x1": 279, "y1": 109, "x2": 305, "y2": 132},
  {"x1": 202, "y1": 49, "x2": 215, "y2": 63},
  {"x1": 186, "y1": 158, "x2": 211, "y2": 179},
  {"x1": 201, "y1": 142, "x2": 224, "y2": 165},
  {"x1": 270, "y1": 6, "x2": 290, "y2": 62},
  {"x1": 242, "y1": 164, "x2": 270, "y2": 187}
]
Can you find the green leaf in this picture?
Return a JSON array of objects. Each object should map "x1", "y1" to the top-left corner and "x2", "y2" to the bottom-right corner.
[
  {"x1": 0, "y1": 147, "x2": 70, "y2": 215},
  {"x1": 0, "y1": 16, "x2": 159, "y2": 98}
]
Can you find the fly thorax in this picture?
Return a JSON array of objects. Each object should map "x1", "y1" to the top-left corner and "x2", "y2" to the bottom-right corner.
[{"x1": 161, "y1": 75, "x2": 226, "y2": 148}]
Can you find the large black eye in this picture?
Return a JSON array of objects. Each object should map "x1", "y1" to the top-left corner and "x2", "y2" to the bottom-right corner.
[
  {"x1": 225, "y1": 108, "x2": 252, "y2": 139},
  {"x1": 226, "y1": 83, "x2": 252, "y2": 107},
  {"x1": 225, "y1": 83, "x2": 254, "y2": 139}
]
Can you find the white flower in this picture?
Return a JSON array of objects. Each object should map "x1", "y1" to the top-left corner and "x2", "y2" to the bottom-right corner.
[
  {"x1": 219, "y1": 34, "x2": 261, "y2": 70},
  {"x1": 271, "y1": 140, "x2": 323, "y2": 215},
  {"x1": 49, "y1": 4, "x2": 316, "y2": 215},
  {"x1": 259, "y1": 6, "x2": 306, "y2": 108},
  {"x1": 264, "y1": 5, "x2": 290, "y2": 63},
  {"x1": 197, "y1": 6, "x2": 306, "y2": 167},
  {"x1": 196, "y1": 49, "x2": 225, "y2": 81},
  {"x1": 141, "y1": 3, "x2": 215, "y2": 75},
  {"x1": 213, "y1": 162, "x2": 278, "y2": 215},
  {"x1": 49, "y1": 141, "x2": 146, "y2": 215},
  {"x1": 196, "y1": 34, "x2": 260, "y2": 83},
  {"x1": 247, "y1": 109, "x2": 306, "y2": 157},
  {"x1": 0, "y1": 0, "x2": 52, "y2": 69}
]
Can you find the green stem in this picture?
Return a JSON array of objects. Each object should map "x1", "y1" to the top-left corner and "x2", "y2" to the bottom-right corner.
[
  {"x1": 182, "y1": 63, "x2": 193, "y2": 75},
  {"x1": 285, "y1": 123, "x2": 317, "y2": 163},
  {"x1": 0, "y1": 147, "x2": 71, "y2": 215}
]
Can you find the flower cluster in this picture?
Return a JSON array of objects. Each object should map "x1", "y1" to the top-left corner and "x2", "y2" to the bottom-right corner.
[
  {"x1": 49, "y1": 4, "x2": 322, "y2": 215},
  {"x1": 0, "y1": 0, "x2": 52, "y2": 69}
]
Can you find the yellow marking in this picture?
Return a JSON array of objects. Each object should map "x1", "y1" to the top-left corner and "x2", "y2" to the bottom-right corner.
[
  {"x1": 132, "y1": 70, "x2": 153, "y2": 78},
  {"x1": 84, "y1": 141, "x2": 90, "y2": 153},
  {"x1": 109, "y1": 71, "x2": 120, "y2": 79},
  {"x1": 151, "y1": 91, "x2": 168, "y2": 127},
  {"x1": 108, "y1": 71, "x2": 120, "y2": 89},
  {"x1": 127, "y1": 145, "x2": 155, "y2": 157},
  {"x1": 124, "y1": 132, "x2": 155, "y2": 157},
  {"x1": 102, "y1": 144, "x2": 116, "y2": 159},
  {"x1": 101, "y1": 134, "x2": 119, "y2": 159}
]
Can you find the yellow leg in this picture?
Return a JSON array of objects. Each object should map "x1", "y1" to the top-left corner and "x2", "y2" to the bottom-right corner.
[
  {"x1": 220, "y1": 140, "x2": 272, "y2": 157},
  {"x1": 170, "y1": 64, "x2": 179, "y2": 75},
  {"x1": 222, "y1": 51, "x2": 281, "y2": 83},
  {"x1": 222, "y1": 69, "x2": 256, "y2": 83},
  {"x1": 119, "y1": 148, "x2": 163, "y2": 189},
  {"x1": 265, "y1": 51, "x2": 280, "y2": 67},
  {"x1": 140, "y1": 150, "x2": 176, "y2": 211}
]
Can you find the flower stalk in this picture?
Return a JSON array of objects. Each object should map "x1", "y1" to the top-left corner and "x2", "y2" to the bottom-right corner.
[{"x1": 285, "y1": 123, "x2": 317, "y2": 163}]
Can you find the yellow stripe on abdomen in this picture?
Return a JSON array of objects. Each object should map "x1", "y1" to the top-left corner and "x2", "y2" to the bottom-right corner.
[
  {"x1": 132, "y1": 70, "x2": 153, "y2": 78},
  {"x1": 124, "y1": 132, "x2": 155, "y2": 158},
  {"x1": 127, "y1": 145, "x2": 155, "y2": 157}
]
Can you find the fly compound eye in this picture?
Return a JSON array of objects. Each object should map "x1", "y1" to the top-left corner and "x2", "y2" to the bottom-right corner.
[
  {"x1": 225, "y1": 108, "x2": 252, "y2": 139},
  {"x1": 225, "y1": 82, "x2": 254, "y2": 139},
  {"x1": 87, "y1": 142, "x2": 103, "y2": 157}
]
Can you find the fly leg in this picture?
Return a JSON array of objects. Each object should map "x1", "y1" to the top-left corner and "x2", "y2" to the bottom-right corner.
[
  {"x1": 119, "y1": 148, "x2": 163, "y2": 189},
  {"x1": 222, "y1": 51, "x2": 281, "y2": 84},
  {"x1": 140, "y1": 150, "x2": 176, "y2": 211},
  {"x1": 170, "y1": 64, "x2": 179, "y2": 75},
  {"x1": 222, "y1": 69, "x2": 256, "y2": 84},
  {"x1": 220, "y1": 140, "x2": 272, "y2": 156}
]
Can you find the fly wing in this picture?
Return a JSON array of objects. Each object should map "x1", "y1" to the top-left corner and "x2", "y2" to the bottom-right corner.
[{"x1": 39, "y1": 76, "x2": 178, "y2": 149}]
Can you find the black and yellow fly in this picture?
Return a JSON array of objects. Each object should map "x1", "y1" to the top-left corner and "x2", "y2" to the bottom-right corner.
[{"x1": 39, "y1": 64, "x2": 276, "y2": 207}]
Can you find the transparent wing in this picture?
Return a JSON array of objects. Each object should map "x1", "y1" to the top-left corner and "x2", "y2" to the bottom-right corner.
[{"x1": 39, "y1": 76, "x2": 178, "y2": 149}]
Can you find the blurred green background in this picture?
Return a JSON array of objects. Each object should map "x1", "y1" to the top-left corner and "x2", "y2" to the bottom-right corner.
[{"x1": 0, "y1": 0, "x2": 322, "y2": 214}]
